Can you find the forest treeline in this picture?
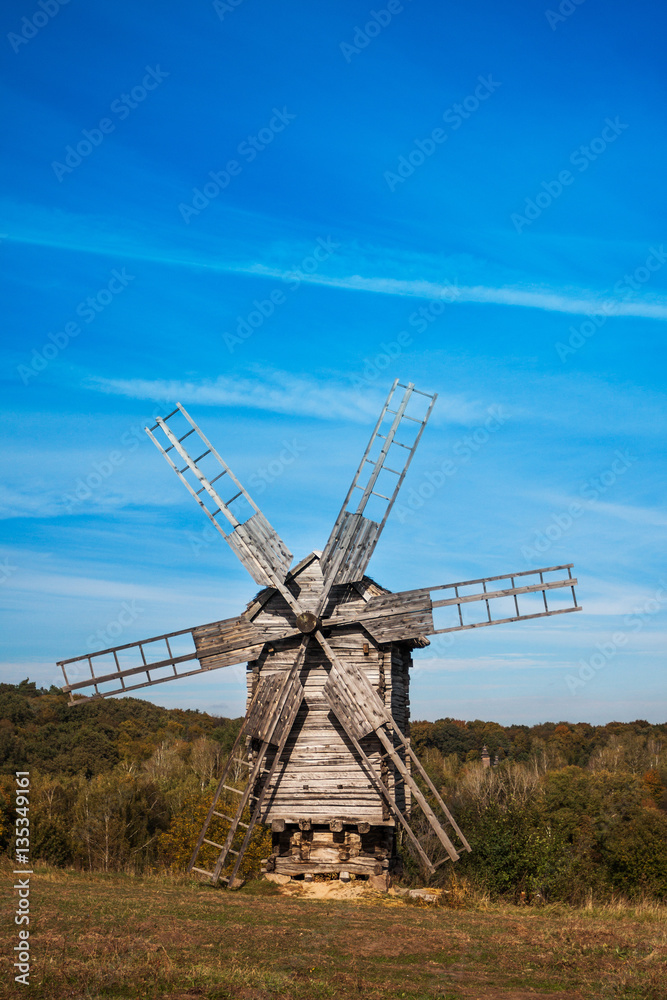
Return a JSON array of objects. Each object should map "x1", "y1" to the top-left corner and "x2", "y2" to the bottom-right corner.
[{"x1": 1, "y1": 680, "x2": 666, "y2": 901}]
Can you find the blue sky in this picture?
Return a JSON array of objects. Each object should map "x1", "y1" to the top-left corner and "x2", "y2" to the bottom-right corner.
[{"x1": 1, "y1": 0, "x2": 665, "y2": 725}]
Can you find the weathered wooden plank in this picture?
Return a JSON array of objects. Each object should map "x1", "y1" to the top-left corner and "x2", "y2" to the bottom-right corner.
[
  {"x1": 226, "y1": 511, "x2": 293, "y2": 586},
  {"x1": 271, "y1": 675, "x2": 307, "y2": 748},
  {"x1": 273, "y1": 857, "x2": 382, "y2": 875},
  {"x1": 270, "y1": 815, "x2": 394, "y2": 826},
  {"x1": 322, "y1": 670, "x2": 382, "y2": 740},
  {"x1": 243, "y1": 672, "x2": 286, "y2": 742},
  {"x1": 364, "y1": 608, "x2": 435, "y2": 643},
  {"x1": 198, "y1": 643, "x2": 265, "y2": 672},
  {"x1": 318, "y1": 688, "x2": 435, "y2": 873},
  {"x1": 431, "y1": 577, "x2": 579, "y2": 609}
]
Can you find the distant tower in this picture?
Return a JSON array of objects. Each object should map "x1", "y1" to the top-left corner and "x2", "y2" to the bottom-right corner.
[{"x1": 481, "y1": 746, "x2": 490, "y2": 768}]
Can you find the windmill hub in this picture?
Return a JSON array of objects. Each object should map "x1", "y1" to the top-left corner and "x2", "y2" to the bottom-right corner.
[{"x1": 295, "y1": 611, "x2": 319, "y2": 634}]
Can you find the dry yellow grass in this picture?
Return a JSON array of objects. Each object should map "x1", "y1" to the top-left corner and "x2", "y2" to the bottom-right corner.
[{"x1": 1, "y1": 861, "x2": 666, "y2": 999}]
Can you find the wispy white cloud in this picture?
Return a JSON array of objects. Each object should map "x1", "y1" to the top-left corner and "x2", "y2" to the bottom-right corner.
[
  {"x1": 0, "y1": 483, "x2": 177, "y2": 520},
  {"x1": 578, "y1": 581, "x2": 667, "y2": 618},
  {"x1": 413, "y1": 653, "x2": 558, "y2": 674},
  {"x1": 516, "y1": 493, "x2": 667, "y2": 549},
  {"x1": 413, "y1": 623, "x2": 667, "y2": 672},
  {"x1": 6, "y1": 571, "x2": 212, "y2": 605},
  {"x1": 247, "y1": 264, "x2": 667, "y2": 319},
  {"x1": 4, "y1": 201, "x2": 667, "y2": 321},
  {"x1": 592, "y1": 500, "x2": 667, "y2": 528},
  {"x1": 85, "y1": 370, "x2": 487, "y2": 424},
  {"x1": 0, "y1": 486, "x2": 63, "y2": 520}
]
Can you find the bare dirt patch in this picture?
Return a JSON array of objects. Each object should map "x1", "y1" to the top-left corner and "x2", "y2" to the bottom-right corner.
[{"x1": 279, "y1": 876, "x2": 380, "y2": 901}]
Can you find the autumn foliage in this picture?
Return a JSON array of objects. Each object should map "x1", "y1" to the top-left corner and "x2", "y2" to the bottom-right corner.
[{"x1": 1, "y1": 682, "x2": 666, "y2": 900}]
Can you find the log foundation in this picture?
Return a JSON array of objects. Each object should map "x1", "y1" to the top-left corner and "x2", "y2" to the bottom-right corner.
[{"x1": 262, "y1": 823, "x2": 401, "y2": 879}]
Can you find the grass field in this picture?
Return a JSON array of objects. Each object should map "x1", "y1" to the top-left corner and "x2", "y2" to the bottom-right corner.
[{"x1": 2, "y1": 864, "x2": 666, "y2": 1000}]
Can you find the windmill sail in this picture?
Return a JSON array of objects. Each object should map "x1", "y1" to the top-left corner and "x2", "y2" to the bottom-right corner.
[
  {"x1": 316, "y1": 630, "x2": 467, "y2": 864},
  {"x1": 146, "y1": 404, "x2": 292, "y2": 588},
  {"x1": 319, "y1": 381, "x2": 437, "y2": 593},
  {"x1": 58, "y1": 614, "x2": 297, "y2": 704},
  {"x1": 324, "y1": 564, "x2": 581, "y2": 642}
]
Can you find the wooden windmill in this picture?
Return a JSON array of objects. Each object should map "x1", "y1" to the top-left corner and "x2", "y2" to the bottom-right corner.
[{"x1": 58, "y1": 380, "x2": 581, "y2": 887}]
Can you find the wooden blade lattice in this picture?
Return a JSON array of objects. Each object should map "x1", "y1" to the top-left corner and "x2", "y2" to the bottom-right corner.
[
  {"x1": 57, "y1": 615, "x2": 296, "y2": 704},
  {"x1": 146, "y1": 403, "x2": 293, "y2": 588},
  {"x1": 319, "y1": 381, "x2": 437, "y2": 594},
  {"x1": 325, "y1": 564, "x2": 581, "y2": 642}
]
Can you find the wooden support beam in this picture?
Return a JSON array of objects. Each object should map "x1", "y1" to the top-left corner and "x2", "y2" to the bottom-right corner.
[
  {"x1": 222, "y1": 643, "x2": 309, "y2": 886},
  {"x1": 347, "y1": 728, "x2": 435, "y2": 875},
  {"x1": 188, "y1": 639, "x2": 307, "y2": 885},
  {"x1": 402, "y1": 742, "x2": 471, "y2": 853},
  {"x1": 316, "y1": 627, "x2": 463, "y2": 866},
  {"x1": 322, "y1": 565, "x2": 581, "y2": 643},
  {"x1": 319, "y1": 686, "x2": 435, "y2": 874},
  {"x1": 374, "y1": 726, "x2": 460, "y2": 863}
]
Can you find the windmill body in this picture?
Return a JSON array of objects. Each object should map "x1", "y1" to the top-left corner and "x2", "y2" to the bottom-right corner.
[
  {"x1": 58, "y1": 380, "x2": 581, "y2": 887},
  {"x1": 240, "y1": 555, "x2": 420, "y2": 878}
]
